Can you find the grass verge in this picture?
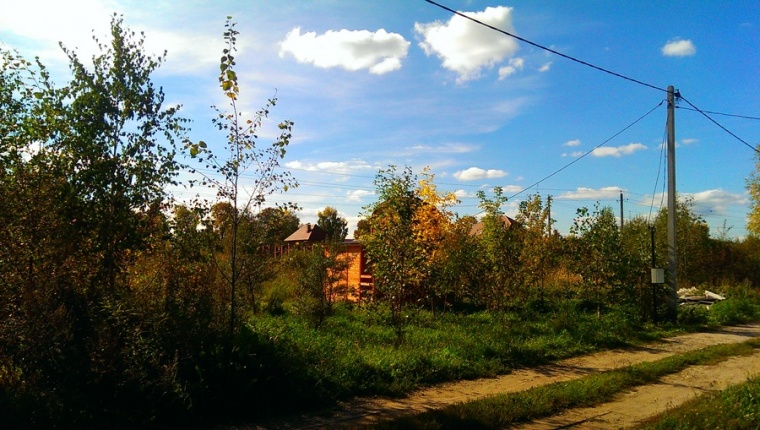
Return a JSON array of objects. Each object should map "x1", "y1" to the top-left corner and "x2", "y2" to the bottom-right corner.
[
  {"x1": 636, "y1": 375, "x2": 760, "y2": 429},
  {"x1": 375, "y1": 338, "x2": 760, "y2": 429}
]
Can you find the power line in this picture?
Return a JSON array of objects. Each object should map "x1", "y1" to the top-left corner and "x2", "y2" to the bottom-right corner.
[
  {"x1": 676, "y1": 106, "x2": 760, "y2": 121},
  {"x1": 507, "y1": 100, "x2": 664, "y2": 200},
  {"x1": 423, "y1": 0, "x2": 668, "y2": 93},
  {"x1": 678, "y1": 95, "x2": 760, "y2": 153}
]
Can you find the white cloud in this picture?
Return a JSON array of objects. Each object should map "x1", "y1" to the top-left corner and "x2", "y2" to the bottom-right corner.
[
  {"x1": 454, "y1": 167, "x2": 508, "y2": 181},
  {"x1": 453, "y1": 189, "x2": 472, "y2": 198},
  {"x1": 562, "y1": 151, "x2": 585, "y2": 158},
  {"x1": 662, "y1": 38, "x2": 696, "y2": 57},
  {"x1": 406, "y1": 143, "x2": 478, "y2": 154},
  {"x1": 563, "y1": 139, "x2": 581, "y2": 147},
  {"x1": 285, "y1": 159, "x2": 376, "y2": 175},
  {"x1": 559, "y1": 187, "x2": 624, "y2": 200},
  {"x1": 689, "y1": 189, "x2": 747, "y2": 215},
  {"x1": 538, "y1": 62, "x2": 552, "y2": 72},
  {"x1": 681, "y1": 138, "x2": 698, "y2": 145},
  {"x1": 279, "y1": 27, "x2": 410, "y2": 75},
  {"x1": 592, "y1": 143, "x2": 647, "y2": 157},
  {"x1": 415, "y1": 6, "x2": 519, "y2": 82},
  {"x1": 498, "y1": 57, "x2": 524, "y2": 80},
  {"x1": 346, "y1": 189, "x2": 374, "y2": 202}
]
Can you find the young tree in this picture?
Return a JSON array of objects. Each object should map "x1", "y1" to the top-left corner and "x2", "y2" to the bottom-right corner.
[
  {"x1": 515, "y1": 194, "x2": 554, "y2": 307},
  {"x1": 291, "y1": 243, "x2": 352, "y2": 328},
  {"x1": 186, "y1": 18, "x2": 297, "y2": 335},
  {"x1": 317, "y1": 206, "x2": 348, "y2": 242},
  {"x1": 361, "y1": 166, "x2": 425, "y2": 342},
  {"x1": 570, "y1": 204, "x2": 622, "y2": 318},
  {"x1": 56, "y1": 15, "x2": 188, "y2": 289},
  {"x1": 475, "y1": 187, "x2": 521, "y2": 311},
  {"x1": 748, "y1": 146, "x2": 760, "y2": 236},
  {"x1": 413, "y1": 168, "x2": 459, "y2": 311}
]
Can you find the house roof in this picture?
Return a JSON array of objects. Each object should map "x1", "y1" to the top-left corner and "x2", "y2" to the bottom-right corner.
[
  {"x1": 469, "y1": 215, "x2": 517, "y2": 236},
  {"x1": 284, "y1": 223, "x2": 327, "y2": 242}
]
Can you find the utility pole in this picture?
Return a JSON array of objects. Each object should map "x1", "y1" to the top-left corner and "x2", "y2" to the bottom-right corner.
[
  {"x1": 619, "y1": 192, "x2": 624, "y2": 230},
  {"x1": 666, "y1": 85, "x2": 679, "y2": 321},
  {"x1": 547, "y1": 195, "x2": 552, "y2": 236}
]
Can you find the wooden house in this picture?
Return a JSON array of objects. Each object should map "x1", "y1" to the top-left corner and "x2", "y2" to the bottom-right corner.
[{"x1": 282, "y1": 224, "x2": 374, "y2": 302}]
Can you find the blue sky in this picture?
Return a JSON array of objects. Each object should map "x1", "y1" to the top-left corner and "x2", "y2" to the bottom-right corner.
[{"x1": 2, "y1": 0, "x2": 758, "y2": 238}]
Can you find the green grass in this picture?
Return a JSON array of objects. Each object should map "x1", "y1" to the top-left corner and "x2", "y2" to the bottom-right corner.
[
  {"x1": 637, "y1": 376, "x2": 760, "y2": 429},
  {"x1": 374, "y1": 339, "x2": 760, "y2": 429},
  {"x1": 244, "y1": 302, "x2": 677, "y2": 405}
]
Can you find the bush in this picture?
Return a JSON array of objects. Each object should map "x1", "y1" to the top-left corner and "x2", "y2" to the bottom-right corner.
[{"x1": 678, "y1": 305, "x2": 709, "y2": 326}]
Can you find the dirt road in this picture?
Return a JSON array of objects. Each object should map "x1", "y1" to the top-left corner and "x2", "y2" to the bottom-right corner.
[{"x1": 256, "y1": 324, "x2": 760, "y2": 429}]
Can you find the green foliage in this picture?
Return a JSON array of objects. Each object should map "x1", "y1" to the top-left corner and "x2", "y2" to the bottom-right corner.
[
  {"x1": 362, "y1": 166, "x2": 426, "y2": 341},
  {"x1": 290, "y1": 243, "x2": 353, "y2": 327},
  {"x1": 747, "y1": 145, "x2": 760, "y2": 236},
  {"x1": 184, "y1": 18, "x2": 297, "y2": 335},
  {"x1": 317, "y1": 206, "x2": 349, "y2": 242}
]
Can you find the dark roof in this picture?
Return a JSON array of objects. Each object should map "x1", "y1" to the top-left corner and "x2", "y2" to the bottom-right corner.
[
  {"x1": 469, "y1": 215, "x2": 517, "y2": 236},
  {"x1": 284, "y1": 223, "x2": 327, "y2": 242}
]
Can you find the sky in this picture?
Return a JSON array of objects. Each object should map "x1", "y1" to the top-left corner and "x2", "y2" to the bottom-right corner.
[{"x1": 2, "y1": 0, "x2": 759, "y2": 239}]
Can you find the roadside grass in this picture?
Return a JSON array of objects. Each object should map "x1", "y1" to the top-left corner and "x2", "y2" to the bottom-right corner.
[
  {"x1": 243, "y1": 302, "x2": 679, "y2": 410},
  {"x1": 637, "y1": 375, "x2": 760, "y2": 430},
  {"x1": 373, "y1": 339, "x2": 760, "y2": 429}
]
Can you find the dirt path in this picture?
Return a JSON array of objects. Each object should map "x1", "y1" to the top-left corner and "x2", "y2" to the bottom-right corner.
[
  {"x1": 256, "y1": 324, "x2": 760, "y2": 429},
  {"x1": 517, "y1": 349, "x2": 760, "y2": 429}
]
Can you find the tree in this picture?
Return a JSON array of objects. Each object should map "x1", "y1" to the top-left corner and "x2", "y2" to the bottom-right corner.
[
  {"x1": 361, "y1": 166, "x2": 425, "y2": 342},
  {"x1": 474, "y1": 186, "x2": 521, "y2": 310},
  {"x1": 515, "y1": 194, "x2": 554, "y2": 307},
  {"x1": 186, "y1": 18, "x2": 297, "y2": 335},
  {"x1": 291, "y1": 243, "x2": 352, "y2": 328},
  {"x1": 55, "y1": 15, "x2": 188, "y2": 289},
  {"x1": 570, "y1": 204, "x2": 623, "y2": 317},
  {"x1": 748, "y1": 146, "x2": 760, "y2": 236},
  {"x1": 317, "y1": 206, "x2": 348, "y2": 242},
  {"x1": 256, "y1": 206, "x2": 300, "y2": 244},
  {"x1": 413, "y1": 168, "x2": 458, "y2": 311}
]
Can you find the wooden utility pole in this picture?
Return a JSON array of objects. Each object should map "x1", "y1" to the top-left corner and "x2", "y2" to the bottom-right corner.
[
  {"x1": 619, "y1": 192, "x2": 624, "y2": 230},
  {"x1": 666, "y1": 85, "x2": 679, "y2": 320},
  {"x1": 547, "y1": 195, "x2": 552, "y2": 236}
]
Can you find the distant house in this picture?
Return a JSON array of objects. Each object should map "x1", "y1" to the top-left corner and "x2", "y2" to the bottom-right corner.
[
  {"x1": 468, "y1": 215, "x2": 518, "y2": 236},
  {"x1": 284, "y1": 223, "x2": 327, "y2": 243},
  {"x1": 282, "y1": 223, "x2": 373, "y2": 302}
]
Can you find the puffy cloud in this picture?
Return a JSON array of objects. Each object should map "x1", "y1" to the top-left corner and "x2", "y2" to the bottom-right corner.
[
  {"x1": 559, "y1": 187, "x2": 624, "y2": 200},
  {"x1": 538, "y1": 62, "x2": 552, "y2": 72},
  {"x1": 346, "y1": 189, "x2": 374, "y2": 202},
  {"x1": 681, "y1": 138, "x2": 698, "y2": 145},
  {"x1": 453, "y1": 189, "x2": 472, "y2": 198},
  {"x1": 279, "y1": 27, "x2": 410, "y2": 75},
  {"x1": 689, "y1": 189, "x2": 747, "y2": 215},
  {"x1": 415, "y1": 6, "x2": 519, "y2": 82},
  {"x1": 592, "y1": 143, "x2": 647, "y2": 157},
  {"x1": 662, "y1": 38, "x2": 696, "y2": 57},
  {"x1": 498, "y1": 57, "x2": 524, "y2": 80},
  {"x1": 454, "y1": 167, "x2": 508, "y2": 181},
  {"x1": 563, "y1": 139, "x2": 581, "y2": 147}
]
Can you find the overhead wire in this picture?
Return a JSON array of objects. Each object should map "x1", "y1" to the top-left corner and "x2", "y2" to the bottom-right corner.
[
  {"x1": 676, "y1": 106, "x2": 760, "y2": 121},
  {"x1": 507, "y1": 100, "x2": 664, "y2": 200},
  {"x1": 424, "y1": 0, "x2": 668, "y2": 93},
  {"x1": 648, "y1": 121, "x2": 668, "y2": 224},
  {"x1": 678, "y1": 95, "x2": 760, "y2": 153}
]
